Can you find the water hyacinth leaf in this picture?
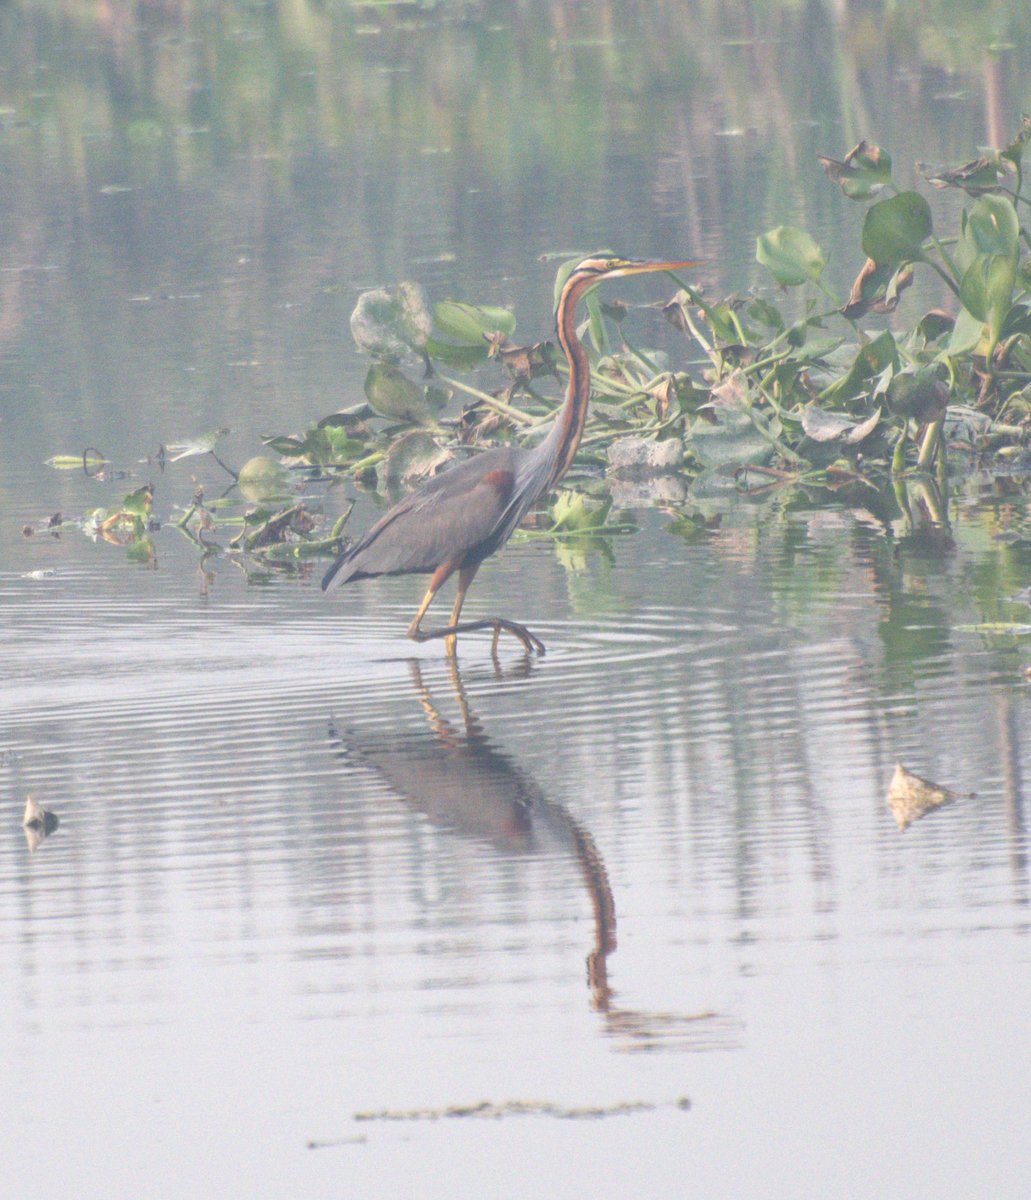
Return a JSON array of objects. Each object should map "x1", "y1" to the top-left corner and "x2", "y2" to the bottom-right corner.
[
  {"x1": 1001, "y1": 114, "x2": 1031, "y2": 169},
  {"x1": 381, "y1": 431, "x2": 451, "y2": 493},
  {"x1": 121, "y1": 484, "x2": 154, "y2": 517},
  {"x1": 945, "y1": 305, "x2": 987, "y2": 358},
  {"x1": 425, "y1": 335, "x2": 489, "y2": 368},
  {"x1": 819, "y1": 330, "x2": 898, "y2": 406},
  {"x1": 318, "y1": 404, "x2": 374, "y2": 429},
  {"x1": 167, "y1": 428, "x2": 229, "y2": 461},
  {"x1": 263, "y1": 435, "x2": 307, "y2": 456},
  {"x1": 861, "y1": 192, "x2": 932, "y2": 266},
  {"x1": 756, "y1": 225, "x2": 827, "y2": 286},
  {"x1": 962, "y1": 194, "x2": 1020, "y2": 260},
  {"x1": 364, "y1": 364, "x2": 445, "y2": 424},
  {"x1": 915, "y1": 310, "x2": 954, "y2": 345},
  {"x1": 817, "y1": 140, "x2": 893, "y2": 199},
  {"x1": 238, "y1": 455, "x2": 291, "y2": 502},
  {"x1": 841, "y1": 258, "x2": 913, "y2": 317},
  {"x1": 745, "y1": 297, "x2": 785, "y2": 331},
  {"x1": 886, "y1": 370, "x2": 948, "y2": 422},
  {"x1": 923, "y1": 156, "x2": 1004, "y2": 194},
  {"x1": 433, "y1": 300, "x2": 516, "y2": 345},
  {"x1": 550, "y1": 490, "x2": 613, "y2": 532},
  {"x1": 959, "y1": 252, "x2": 1016, "y2": 346}
]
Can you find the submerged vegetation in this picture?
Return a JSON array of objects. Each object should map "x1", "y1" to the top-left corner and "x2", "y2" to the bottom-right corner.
[{"x1": 35, "y1": 119, "x2": 1031, "y2": 579}]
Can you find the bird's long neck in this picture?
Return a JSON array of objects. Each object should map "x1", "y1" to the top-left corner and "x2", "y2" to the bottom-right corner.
[{"x1": 541, "y1": 273, "x2": 594, "y2": 491}]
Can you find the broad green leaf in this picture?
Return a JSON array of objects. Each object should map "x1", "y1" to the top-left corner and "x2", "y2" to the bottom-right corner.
[
  {"x1": 425, "y1": 335, "x2": 489, "y2": 368},
  {"x1": 121, "y1": 485, "x2": 153, "y2": 517},
  {"x1": 959, "y1": 252, "x2": 1016, "y2": 346},
  {"x1": 944, "y1": 305, "x2": 986, "y2": 357},
  {"x1": 433, "y1": 300, "x2": 516, "y2": 345},
  {"x1": 962, "y1": 194, "x2": 1020, "y2": 260},
  {"x1": 238, "y1": 456, "x2": 291, "y2": 502},
  {"x1": 861, "y1": 192, "x2": 932, "y2": 266},
  {"x1": 364, "y1": 364, "x2": 445, "y2": 425},
  {"x1": 550, "y1": 490, "x2": 614, "y2": 532},
  {"x1": 819, "y1": 330, "x2": 898, "y2": 407},
  {"x1": 885, "y1": 370, "x2": 948, "y2": 421},
  {"x1": 756, "y1": 226, "x2": 827, "y2": 286}
]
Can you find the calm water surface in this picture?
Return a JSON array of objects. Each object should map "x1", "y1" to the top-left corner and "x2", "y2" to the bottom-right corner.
[{"x1": 2, "y1": 4, "x2": 1031, "y2": 1198}]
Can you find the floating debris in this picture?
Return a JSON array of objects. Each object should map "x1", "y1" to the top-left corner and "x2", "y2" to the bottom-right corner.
[
  {"x1": 607, "y1": 436, "x2": 684, "y2": 477},
  {"x1": 22, "y1": 796, "x2": 60, "y2": 852},
  {"x1": 352, "y1": 1096, "x2": 689, "y2": 1123},
  {"x1": 887, "y1": 763, "x2": 971, "y2": 831}
]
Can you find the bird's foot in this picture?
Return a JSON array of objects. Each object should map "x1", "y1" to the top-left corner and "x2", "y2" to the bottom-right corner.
[{"x1": 410, "y1": 617, "x2": 546, "y2": 656}]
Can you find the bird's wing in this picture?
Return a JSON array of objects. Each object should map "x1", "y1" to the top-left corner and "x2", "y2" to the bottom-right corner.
[{"x1": 322, "y1": 450, "x2": 519, "y2": 590}]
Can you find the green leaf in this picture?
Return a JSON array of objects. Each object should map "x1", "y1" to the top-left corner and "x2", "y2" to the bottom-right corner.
[
  {"x1": 962, "y1": 194, "x2": 1020, "y2": 260},
  {"x1": 550, "y1": 490, "x2": 613, "y2": 532},
  {"x1": 1001, "y1": 114, "x2": 1031, "y2": 169},
  {"x1": 238, "y1": 456, "x2": 291, "y2": 502},
  {"x1": 959, "y1": 252, "x2": 1016, "y2": 347},
  {"x1": 424, "y1": 335, "x2": 489, "y2": 368},
  {"x1": 121, "y1": 485, "x2": 153, "y2": 517},
  {"x1": 944, "y1": 305, "x2": 986, "y2": 357},
  {"x1": 364, "y1": 364, "x2": 446, "y2": 425},
  {"x1": 756, "y1": 226, "x2": 827, "y2": 286},
  {"x1": 861, "y1": 192, "x2": 932, "y2": 266},
  {"x1": 433, "y1": 300, "x2": 516, "y2": 345},
  {"x1": 819, "y1": 330, "x2": 898, "y2": 407}
]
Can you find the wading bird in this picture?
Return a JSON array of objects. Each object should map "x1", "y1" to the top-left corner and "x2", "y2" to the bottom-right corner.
[{"x1": 322, "y1": 254, "x2": 699, "y2": 655}]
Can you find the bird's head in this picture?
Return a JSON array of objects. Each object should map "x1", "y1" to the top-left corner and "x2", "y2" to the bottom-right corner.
[
  {"x1": 555, "y1": 253, "x2": 701, "y2": 313},
  {"x1": 574, "y1": 253, "x2": 703, "y2": 281}
]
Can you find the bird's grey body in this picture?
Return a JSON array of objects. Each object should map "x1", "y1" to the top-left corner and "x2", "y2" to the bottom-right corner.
[{"x1": 322, "y1": 441, "x2": 552, "y2": 590}]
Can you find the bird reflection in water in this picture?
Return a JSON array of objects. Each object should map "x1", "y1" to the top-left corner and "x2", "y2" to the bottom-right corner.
[{"x1": 330, "y1": 659, "x2": 740, "y2": 1053}]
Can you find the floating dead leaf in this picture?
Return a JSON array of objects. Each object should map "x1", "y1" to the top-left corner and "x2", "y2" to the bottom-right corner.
[
  {"x1": 607, "y1": 436, "x2": 683, "y2": 477},
  {"x1": 888, "y1": 763, "x2": 970, "y2": 831},
  {"x1": 22, "y1": 796, "x2": 59, "y2": 852},
  {"x1": 921, "y1": 156, "x2": 1006, "y2": 194},
  {"x1": 801, "y1": 404, "x2": 880, "y2": 444},
  {"x1": 818, "y1": 140, "x2": 893, "y2": 199}
]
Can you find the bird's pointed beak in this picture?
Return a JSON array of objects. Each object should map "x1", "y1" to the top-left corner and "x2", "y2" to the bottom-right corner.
[{"x1": 609, "y1": 257, "x2": 703, "y2": 278}]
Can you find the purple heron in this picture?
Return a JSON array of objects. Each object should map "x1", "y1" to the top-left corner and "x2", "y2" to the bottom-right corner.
[{"x1": 321, "y1": 254, "x2": 699, "y2": 654}]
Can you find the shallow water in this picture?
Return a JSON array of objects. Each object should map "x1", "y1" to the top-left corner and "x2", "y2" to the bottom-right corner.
[
  {"x1": 3, "y1": 487, "x2": 1030, "y2": 1197},
  {"x1": 3, "y1": 3, "x2": 1031, "y2": 1197}
]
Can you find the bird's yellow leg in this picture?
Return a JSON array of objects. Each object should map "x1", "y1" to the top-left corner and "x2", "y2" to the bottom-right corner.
[
  {"x1": 406, "y1": 577, "x2": 443, "y2": 641},
  {"x1": 443, "y1": 566, "x2": 477, "y2": 656}
]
